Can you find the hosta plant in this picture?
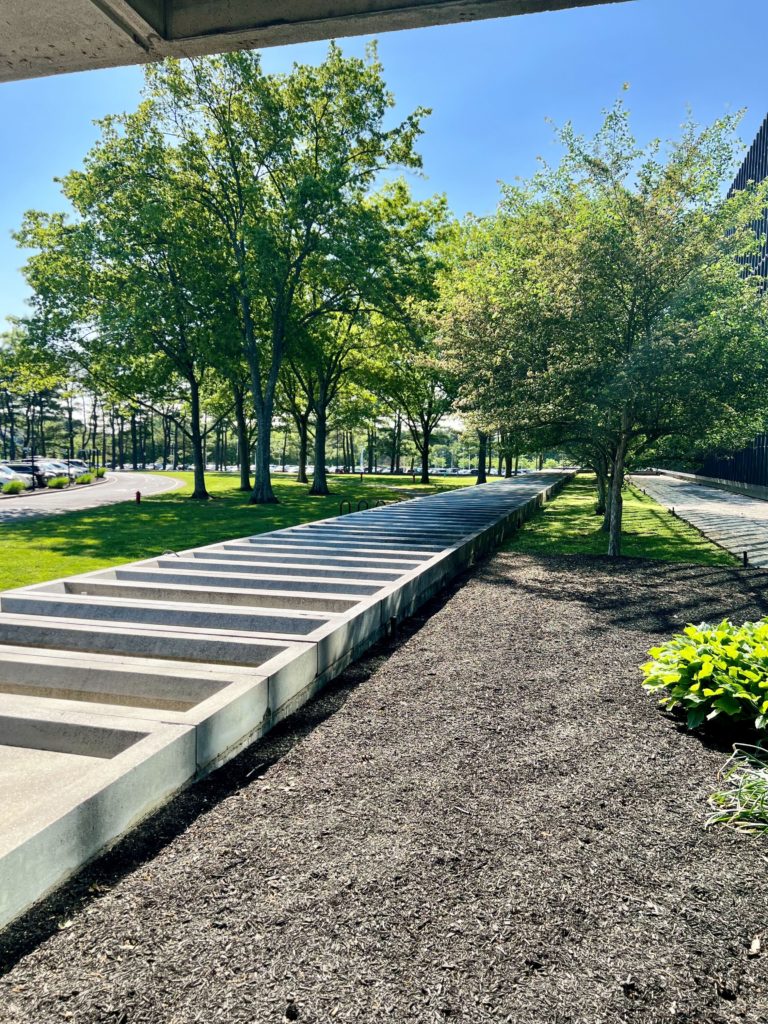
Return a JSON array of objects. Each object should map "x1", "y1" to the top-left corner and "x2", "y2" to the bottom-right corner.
[{"x1": 642, "y1": 619, "x2": 768, "y2": 730}]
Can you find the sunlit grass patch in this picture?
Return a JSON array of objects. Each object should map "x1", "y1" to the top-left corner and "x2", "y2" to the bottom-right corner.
[{"x1": 504, "y1": 473, "x2": 735, "y2": 565}]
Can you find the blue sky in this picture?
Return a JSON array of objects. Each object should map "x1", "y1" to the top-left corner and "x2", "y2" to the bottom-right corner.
[{"x1": 1, "y1": 0, "x2": 767, "y2": 322}]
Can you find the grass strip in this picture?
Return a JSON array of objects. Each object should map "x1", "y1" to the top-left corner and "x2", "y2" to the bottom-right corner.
[{"x1": 504, "y1": 472, "x2": 736, "y2": 565}]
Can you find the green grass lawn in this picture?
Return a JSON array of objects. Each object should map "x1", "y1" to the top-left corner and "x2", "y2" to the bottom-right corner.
[
  {"x1": 0, "y1": 471, "x2": 472, "y2": 592},
  {"x1": 505, "y1": 473, "x2": 736, "y2": 565}
]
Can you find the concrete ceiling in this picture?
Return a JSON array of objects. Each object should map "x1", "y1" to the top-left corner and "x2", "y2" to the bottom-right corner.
[{"x1": 1, "y1": 0, "x2": 629, "y2": 83}]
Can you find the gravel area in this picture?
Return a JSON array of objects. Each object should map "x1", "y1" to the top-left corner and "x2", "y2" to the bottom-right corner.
[{"x1": 3, "y1": 553, "x2": 768, "y2": 1023}]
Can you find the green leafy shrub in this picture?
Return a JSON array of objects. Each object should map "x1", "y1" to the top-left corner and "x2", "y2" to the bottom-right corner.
[
  {"x1": 1, "y1": 480, "x2": 24, "y2": 495},
  {"x1": 47, "y1": 475, "x2": 69, "y2": 489},
  {"x1": 642, "y1": 619, "x2": 768, "y2": 730},
  {"x1": 75, "y1": 473, "x2": 93, "y2": 485},
  {"x1": 95, "y1": 467, "x2": 106, "y2": 478}
]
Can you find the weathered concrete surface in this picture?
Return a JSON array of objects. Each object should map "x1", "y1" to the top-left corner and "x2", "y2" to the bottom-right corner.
[
  {"x1": 631, "y1": 473, "x2": 768, "y2": 568},
  {"x1": 0, "y1": 472, "x2": 571, "y2": 929},
  {"x1": 0, "y1": 699, "x2": 194, "y2": 932},
  {"x1": 1, "y1": 1, "x2": 629, "y2": 83}
]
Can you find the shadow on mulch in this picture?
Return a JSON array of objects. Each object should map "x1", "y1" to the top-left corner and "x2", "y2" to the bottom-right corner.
[
  {"x1": 484, "y1": 551, "x2": 768, "y2": 758},
  {"x1": 0, "y1": 576, "x2": 470, "y2": 976},
  {"x1": 482, "y1": 552, "x2": 768, "y2": 637}
]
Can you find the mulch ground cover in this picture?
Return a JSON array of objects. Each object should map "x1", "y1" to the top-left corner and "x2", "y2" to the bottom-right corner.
[{"x1": 2, "y1": 553, "x2": 768, "y2": 1023}]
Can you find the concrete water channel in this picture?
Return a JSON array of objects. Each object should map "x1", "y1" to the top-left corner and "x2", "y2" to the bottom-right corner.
[{"x1": 0, "y1": 472, "x2": 569, "y2": 930}]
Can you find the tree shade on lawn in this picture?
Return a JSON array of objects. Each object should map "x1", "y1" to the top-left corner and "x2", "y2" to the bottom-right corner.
[{"x1": 505, "y1": 474, "x2": 736, "y2": 565}]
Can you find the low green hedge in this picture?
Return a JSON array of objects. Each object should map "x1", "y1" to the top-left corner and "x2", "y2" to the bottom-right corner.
[
  {"x1": 47, "y1": 476, "x2": 70, "y2": 489},
  {"x1": 75, "y1": 473, "x2": 93, "y2": 485},
  {"x1": 1, "y1": 480, "x2": 25, "y2": 495},
  {"x1": 95, "y1": 467, "x2": 106, "y2": 478},
  {"x1": 642, "y1": 619, "x2": 768, "y2": 730}
]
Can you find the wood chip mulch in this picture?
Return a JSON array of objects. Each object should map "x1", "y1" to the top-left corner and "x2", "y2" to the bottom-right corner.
[{"x1": 2, "y1": 553, "x2": 768, "y2": 1023}]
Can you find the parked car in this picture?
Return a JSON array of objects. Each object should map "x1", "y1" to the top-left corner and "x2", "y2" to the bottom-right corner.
[
  {"x1": 33, "y1": 459, "x2": 77, "y2": 481},
  {"x1": 0, "y1": 464, "x2": 34, "y2": 489},
  {"x1": 3, "y1": 461, "x2": 57, "y2": 487},
  {"x1": 67, "y1": 459, "x2": 90, "y2": 475}
]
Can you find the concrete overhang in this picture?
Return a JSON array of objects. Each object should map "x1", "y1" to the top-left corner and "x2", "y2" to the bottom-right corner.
[{"x1": 1, "y1": 0, "x2": 629, "y2": 83}]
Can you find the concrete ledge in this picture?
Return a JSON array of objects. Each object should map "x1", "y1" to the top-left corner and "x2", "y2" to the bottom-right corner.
[{"x1": 0, "y1": 700, "x2": 195, "y2": 930}]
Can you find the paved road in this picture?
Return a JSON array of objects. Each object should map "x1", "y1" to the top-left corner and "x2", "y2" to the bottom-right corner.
[
  {"x1": 0, "y1": 471, "x2": 184, "y2": 524},
  {"x1": 631, "y1": 473, "x2": 768, "y2": 567}
]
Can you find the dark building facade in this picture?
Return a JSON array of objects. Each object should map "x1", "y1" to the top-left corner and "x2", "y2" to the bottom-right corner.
[
  {"x1": 730, "y1": 111, "x2": 768, "y2": 280},
  {"x1": 697, "y1": 115, "x2": 768, "y2": 485},
  {"x1": 701, "y1": 433, "x2": 768, "y2": 486}
]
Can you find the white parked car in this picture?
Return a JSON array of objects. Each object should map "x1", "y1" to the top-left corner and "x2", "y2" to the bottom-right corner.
[{"x1": 0, "y1": 464, "x2": 34, "y2": 489}]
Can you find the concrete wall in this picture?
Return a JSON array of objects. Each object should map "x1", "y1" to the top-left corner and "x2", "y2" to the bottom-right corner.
[{"x1": 2, "y1": 1, "x2": 628, "y2": 82}]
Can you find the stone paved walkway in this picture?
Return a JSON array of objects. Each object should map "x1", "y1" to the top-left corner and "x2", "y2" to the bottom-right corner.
[{"x1": 631, "y1": 473, "x2": 768, "y2": 567}]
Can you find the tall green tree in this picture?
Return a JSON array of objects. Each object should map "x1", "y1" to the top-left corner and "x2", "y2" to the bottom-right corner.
[
  {"x1": 142, "y1": 44, "x2": 428, "y2": 503},
  {"x1": 441, "y1": 104, "x2": 768, "y2": 554}
]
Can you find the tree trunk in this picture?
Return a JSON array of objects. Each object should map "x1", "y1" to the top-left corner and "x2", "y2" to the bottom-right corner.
[
  {"x1": 420, "y1": 435, "x2": 430, "y2": 485},
  {"x1": 310, "y1": 401, "x2": 329, "y2": 496},
  {"x1": 250, "y1": 402, "x2": 278, "y2": 504},
  {"x1": 281, "y1": 426, "x2": 288, "y2": 472},
  {"x1": 595, "y1": 457, "x2": 608, "y2": 523},
  {"x1": 504, "y1": 452, "x2": 512, "y2": 478},
  {"x1": 8, "y1": 397, "x2": 17, "y2": 460},
  {"x1": 390, "y1": 413, "x2": 400, "y2": 474},
  {"x1": 607, "y1": 429, "x2": 629, "y2": 557},
  {"x1": 476, "y1": 431, "x2": 488, "y2": 484},
  {"x1": 161, "y1": 414, "x2": 170, "y2": 470},
  {"x1": 295, "y1": 415, "x2": 309, "y2": 484},
  {"x1": 66, "y1": 404, "x2": 74, "y2": 461},
  {"x1": 130, "y1": 410, "x2": 138, "y2": 471},
  {"x1": 188, "y1": 379, "x2": 210, "y2": 500},
  {"x1": 101, "y1": 403, "x2": 107, "y2": 468},
  {"x1": 118, "y1": 415, "x2": 125, "y2": 469},
  {"x1": 233, "y1": 386, "x2": 251, "y2": 491}
]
